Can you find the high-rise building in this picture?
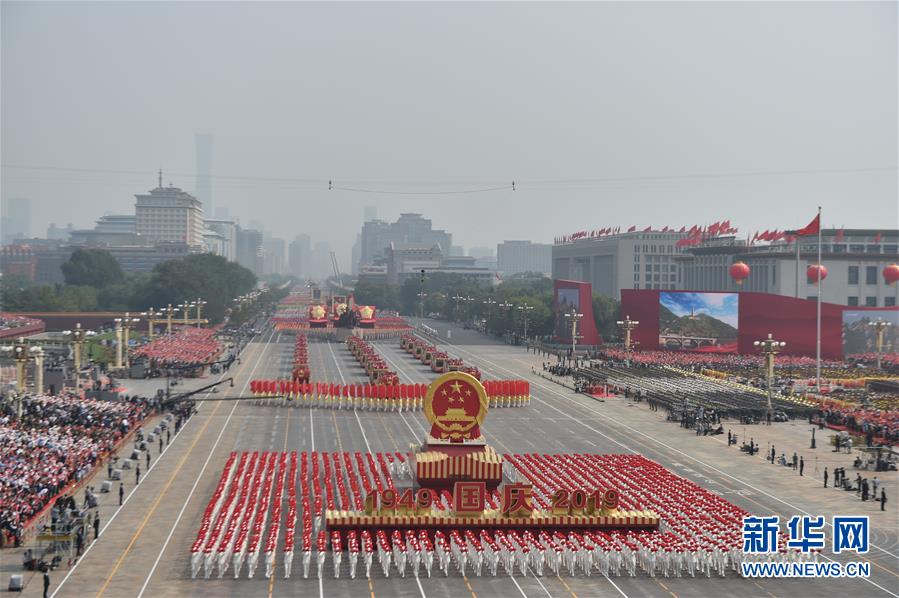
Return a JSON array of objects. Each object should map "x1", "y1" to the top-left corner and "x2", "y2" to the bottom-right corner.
[
  {"x1": 236, "y1": 227, "x2": 263, "y2": 274},
  {"x1": 497, "y1": 240, "x2": 552, "y2": 276},
  {"x1": 195, "y1": 133, "x2": 214, "y2": 216},
  {"x1": 205, "y1": 219, "x2": 237, "y2": 261},
  {"x1": 358, "y1": 213, "x2": 452, "y2": 271},
  {"x1": 351, "y1": 234, "x2": 362, "y2": 275},
  {"x1": 1, "y1": 197, "x2": 32, "y2": 241},
  {"x1": 289, "y1": 234, "x2": 311, "y2": 278},
  {"x1": 364, "y1": 206, "x2": 377, "y2": 223},
  {"x1": 46, "y1": 223, "x2": 74, "y2": 241},
  {"x1": 263, "y1": 237, "x2": 287, "y2": 275},
  {"x1": 313, "y1": 241, "x2": 332, "y2": 279},
  {"x1": 135, "y1": 176, "x2": 205, "y2": 248}
]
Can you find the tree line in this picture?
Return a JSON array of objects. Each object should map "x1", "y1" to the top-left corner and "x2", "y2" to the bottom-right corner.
[
  {"x1": 353, "y1": 273, "x2": 621, "y2": 341},
  {"x1": 2, "y1": 249, "x2": 257, "y2": 324}
]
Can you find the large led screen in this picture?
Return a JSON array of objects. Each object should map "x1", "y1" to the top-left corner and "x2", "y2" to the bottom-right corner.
[
  {"x1": 659, "y1": 291, "x2": 739, "y2": 353},
  {"x1": 842, "y1": 309, "x2": 899, "y2": 357}
]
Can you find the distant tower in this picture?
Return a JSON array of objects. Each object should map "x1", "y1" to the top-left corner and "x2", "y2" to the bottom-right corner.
[{"x1": 195, "y1": 133, "x2": 214, "y2": 215}]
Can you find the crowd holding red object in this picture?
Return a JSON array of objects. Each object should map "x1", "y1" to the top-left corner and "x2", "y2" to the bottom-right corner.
[
  {"x1": 0, "y1": 394, "x2": 149, "y2": 545},
  {"x1": 814, "y1": 401, "x2": 898, "y2": 446},
  {"x1": 248, "y1": 379, "x2": 530, "y2": 410},
  {"x1": 292, "y1": 335, "x2": 310, "y2": 382},
  {"x1": 191, "y1": 451, "x2": 803, "y2": 580},
  {"x1": 131, "y1": 327, "x2": 223, "y2": 369}
]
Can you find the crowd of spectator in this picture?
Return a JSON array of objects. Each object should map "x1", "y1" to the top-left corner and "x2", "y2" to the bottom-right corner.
[
  {"x1": 0, "y1": 313, "x2": 44, "y2": 339},
  {"x1": 131, "y1": 327, "x2": 223, "y2": 371},
  {"x1": 0, "y1": 394, "x2": 150, "y2": 547},
  {"x1": 813, "y1": 403, "x2": 899, "y2": 447}
]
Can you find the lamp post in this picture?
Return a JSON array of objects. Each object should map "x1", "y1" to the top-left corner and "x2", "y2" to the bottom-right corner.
[
  {"x1": 122, "y1": 313, "x2": 140, "y2": 369},
  {"x1": 867, "y1": 319, "x2": 893, "y2": 370},
  {"x1": 181, "y1": 302, "x2": 194, "y2": 326},
  {"x1": 62, "y1": 323, "x2": 95, "y2": 392},
  {"x1": 498, "y1": 301, "x2": 513, "y2": 336},
  {"x1": 482, "y1": 298, "x2": 497, "y2": 333},
  {"x1": 417, "y1": 292, "x2": 428, "y2": 319},
  {"x1": 754, "y1": 333, "x2": 786, "y2": 426},
  {"x1": 31, "y1": 346, "x2": 44, "y2": 395},
  {"x1": 194, "y1": 298, "x2": 208, "y2": 328},
  {"x1": 141, "y1": 307, "x2": 161, "y2": 338},
  {"x1": 517, "y1": 304, "x2": 534, "y2": 341},
  {"x1": 451, "y1": 295, "x2": 464, "y2": 321},
  {"x1": 616, "y1": 315, "x2": 640, "y2": 367},
  {"x1": 564, "y1": 309, "x2": 583, "y2": 364},
  {"x1": 114, "y1": 317, "x2": 124, "y2": 369},
  {"x1": 164, "y1": 304, "x2": 179, "y2": 334},
  {"x1": 0, "y1": 338, "x2": 35, "y2": 417}
]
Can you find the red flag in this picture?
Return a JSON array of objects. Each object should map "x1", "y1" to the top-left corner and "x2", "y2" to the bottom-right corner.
[
  {"x1": 643, "y1": 226, "x2": 652, "y2": 232},
  {"x1": 627, "y1": 225, "x2": 636, "y2": 232},
  {"x1": 874, "y1": 232, "x2": 882, "y2": 243},
  {"x1": 679, "y1": 226, "x2": 686, "y2": 233},
  {"x1": 795, "y1": 214, "x2": 820, "y2": 236},
  {"x1": 834, "y1": 228, "x2": 845, "y2": 242}
]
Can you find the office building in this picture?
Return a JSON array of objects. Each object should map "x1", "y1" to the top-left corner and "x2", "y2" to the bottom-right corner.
[
  {"x1": 195, "y1": 133, "x2": 214, "y2": 216},
  {"x1": 358, "y1": 213, "x2": 452, "y2": 271},
  {"x1": 1, "y1": 197, "x2": 32, "y2": 241},
  {"x1": 46, "y1": 223, "x2": 73, "y2": 241},
  {"x1": 263, "y1": 237, "x2": 287, "y2": 275},
  {"x1": 236, "y1": 227, "x2": 263, "y2": 274},
  {"x1": 135, "y1": 178, "x2": 205, "y2": 248},
  {"x1": 677, "y1": 230, "x2": 899, "y2": 307},
  {"x1": 553, "y1": 229, "x2": 689, "y2": 298},
  {"x1": 289, "y1": 234, "x2": 312, "y2": 278},
  {"x1": 497, "y1": 240, "x2": 552, "y2": 276},
  {"x1": 204, "y1": 219, "x2": 237, "y2": 262}
]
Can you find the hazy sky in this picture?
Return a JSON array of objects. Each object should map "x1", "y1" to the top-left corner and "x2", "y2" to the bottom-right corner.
[{"x1": 2, "y1": 1, "x2": 896, "y2": 269}]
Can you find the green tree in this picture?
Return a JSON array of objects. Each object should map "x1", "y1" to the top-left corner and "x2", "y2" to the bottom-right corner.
[
  {"x1": 143, "y1": 254, "x2": 257, "y2": 323},
  {"x1": 61, "y1": 249, "x2": 124, "y2": 288}
]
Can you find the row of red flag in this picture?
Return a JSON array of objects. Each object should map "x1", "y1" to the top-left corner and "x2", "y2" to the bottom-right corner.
[{"x1": 555, "y1": 220, "x2": 738, "y2": 246}]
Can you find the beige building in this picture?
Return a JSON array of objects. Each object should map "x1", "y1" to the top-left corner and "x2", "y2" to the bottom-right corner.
[{"x1": 135, "y1": 180, "x2": 205, "y2": 248}]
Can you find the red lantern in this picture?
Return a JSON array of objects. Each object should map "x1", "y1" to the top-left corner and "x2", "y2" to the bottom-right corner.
[
  {"x1": 883, "y1": 264, "x2": 899, "y2": 286},
  {"x1": 807, "y1": 264, "x2": 828, "y2": 283},
  {"x1": 729, "y1": 261, "x2": 750, "y2": 285}
]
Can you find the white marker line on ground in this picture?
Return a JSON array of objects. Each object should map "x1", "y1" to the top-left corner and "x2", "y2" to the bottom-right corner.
[
  {"x1": 442, "y1": 335, "x2": 899, "y2": 596},
  {"x1": 50, "y1": 330, "x2": 272, "y2": 598},
  {"x1": 135, "y1": 329, "x2": 276, "y2": 597}
]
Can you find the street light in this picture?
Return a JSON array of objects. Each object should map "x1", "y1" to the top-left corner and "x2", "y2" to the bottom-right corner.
[
  {"x1": 114, "y1": 312, "x2": 141, "y2": 369},
  {"x1": 867, "y1": 319, "x2": 893, "y2": 370},
  {"x1": 141, "y1": 307, "x2": 162, "y2": 338},
  {"x1": 417, "y1": 291, "x2": 428, "y2": 319},
  {"x1": 162, "y1": 304, "x2": 180, "y2": 334},
  {"x1": 0, "y1": 338, "x2": 43, "y2": 416},
  {"x1": 194, "y1": 298, "x2": 208, "y2": 328},
  {"x1": 482, "y1": 298, "x2": 497, "y2": 333},
  {"x1": 517, "y1": 304, "x2": 534, "y2": 341},
  {"x1": 616, "y1": 315, "x2": 640, "y2": 367},
  {"x1": 564, "y1": 309, "x2": 584, "y2": 362},
  {"x1": 62, "y1": 323, "x2": 96, "y2": 392},
  {"x1": 754, "y1": 333, "x2": 786, "y2": 426}
]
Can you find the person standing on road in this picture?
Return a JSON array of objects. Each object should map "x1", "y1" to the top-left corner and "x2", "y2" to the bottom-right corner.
[
  {"x1": 881, "y1": 489, "x2": 887, "y2": 511},
  {"x1": 118, "y1": 483, "x2": 124, "y2": 505},
  {"x1": 146, "y1": 451, "x2": 150, "y2": 469},
  {"x1": 135, "y1": 464, "x2": 141, "y2": 485},
  {"x1": 166, "y1": 429, "x2": 170, "y2": 444},
  {"x1": 93, "y1": 512, "x2": 100, "y2": 540},
  {"x1": 823, "y1": 467, "x2": 828, "y2": 488},
  {"x1": 792, "y1": 452, "x2": 798, "y2": 470},
  {"x1": 799, "y1": 456, "x2": 804, "y2": 476},
  {"x1": 159, "y1": 436, "x2": 163, "y2": 453},
  {"x1": 770, "y1": 445, "x2": 776, "y2": 463},
  {"x1": 42, "y1": 569, "x2": 50, "y2": 598},
  {"x1": 107, "y1": 461, "x2": 113, "y2": 480}
]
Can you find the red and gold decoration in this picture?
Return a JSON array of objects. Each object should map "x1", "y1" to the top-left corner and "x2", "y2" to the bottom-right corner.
[
  {"x1": 728, "y1": 261, "x2": 750, "y2": 286},
  {"x1": 807, "y1": 263, "x2": 828, "y2": 283},
  {"x1": 423, "y1": 372, "x2": 487, "y2": 443},
  {"x1": 883, "y1": 263, "x2": 899, "y2": 286}
]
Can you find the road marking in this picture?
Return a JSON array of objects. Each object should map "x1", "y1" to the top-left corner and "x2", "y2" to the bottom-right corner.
[
  {"x1": 132, "y1": 329, "x2": 275, "y2": 597},
  {"x1": 441, "y1": 335, "x2": 899, "y2": 595},
  {"x1": 49, "y1": 330, "x2": 272, "y2": 598},
  {"x1": 268, "y1": 402, "x2": 292, "y2": 598}
]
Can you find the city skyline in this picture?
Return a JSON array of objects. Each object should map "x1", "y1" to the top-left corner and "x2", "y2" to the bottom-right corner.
[{"x1": 2, "y1": 2, "x2": 895, "y2": 270}]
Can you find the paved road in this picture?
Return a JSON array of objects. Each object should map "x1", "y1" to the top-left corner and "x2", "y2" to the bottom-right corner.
[{"x1": 39, "y1": 325, "x2": 899, "y2": 598}]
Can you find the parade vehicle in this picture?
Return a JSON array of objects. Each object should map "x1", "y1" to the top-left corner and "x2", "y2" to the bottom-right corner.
[
  {"x1": 430, "y1": 351, "x2": 448, "y2": 373},
  {"x1": 422, "y1": 345, "x2": 438, "y2": 365}
]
